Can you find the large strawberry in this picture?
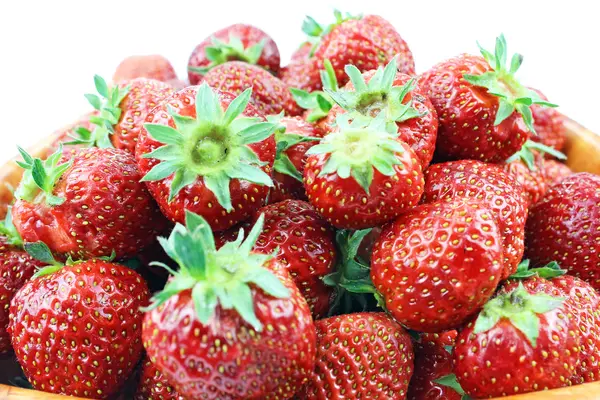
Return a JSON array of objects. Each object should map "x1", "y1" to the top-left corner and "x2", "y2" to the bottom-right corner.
[
  {"x1": 204, "y1": 61, "x2": 300, "y2": 116},
  {"x1": 187, "y1": 24, "x2": 280, "y2": 84},
  {"x1": 298, "y1": 312, "x2": 414, "y2": 399},
  {"x1": 453, "y1": 278, "x2": 580, "y2": 398},
  {"x1": 529, "y1": 87, "x2": 566, "y2": 152},
  {"x1": 134, "y1": 357, "x2": 184, "y2": 400},
  {"x1": 135, "y1": 83, "x2": 277, "y2": 231},
  {"x1": 422, "y1": 160, "x2": 528, "y2": 278},
  {"x1": 304, "y1": 113, "x2": 424, "y2": 229},
  {"x1": 113, "y1": 54, "x2": 179, "y2": 85},
  {"x1": 142, "y1": 211, "x2": 315, "y2": 399},
  {"x1": 8, "y1": 251, "x2": 149, "y2": 398},
  {"x1": 371, "y1": 199, "x2": 504, "y2": 332},
  {"x1": 418, "y1": 35, "x2": 556, "y2": 163},
  {"x1": 525, "y1": 172, "x2": 600, "y2": 289},
  {"x1": 12, "y1": 146, "x2": 166, "y2": 260}
]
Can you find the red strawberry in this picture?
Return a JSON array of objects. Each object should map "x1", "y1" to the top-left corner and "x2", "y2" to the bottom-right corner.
[
  {"x1": 422, "y1": 160, "x2": 528, "y2": 278},
  {"x1": 113, "y1": 54, "x2": 178, "y2": 84},
  {"x1": 371, "y1": 199, "x2": 504, "y2": 332},
  {"x1": 8, "y1": 256, "x2": 149, "y2": 398},
  {"x1": 529, "y1": 88, "x2": 566, "y2": 152},
  {"x1": 304, "y1": 113, "x2": 424, "y2": 229},
  {"x1": 322, "y1": 59, "x2": 438, "y2": 168},
  {"x1": 135, "y1": 357, "x2": 184, "y2": 400},
  {"x1": 142, "y1": 211, "x2": 316, "y2": 400},
  {"x1": 542, "y1": 159, "x2": 572, "y2": 186},
  {"x1": 525, "y1": 172, "x2": 600, "y2": 289},
  {"x1": 204, "y1": 61, "x2": 300, "y2": 116},
  {"x1": 418, "y1": 35, "x2": 556, "y2": 163},
  {"x1": 453, "y1": 277, "x2": 581, "y2": 398},
  {"x1": 298, "y1": 312, "x2": 414, "y2": 399},
  {"x1": 12, "y1": 146, "x2": 166, "y2": 260},
  {"x1": 135, "y1": 83, "x2": 277, "y2": 231},
  {"x1": 187, "y1": 24, "x2": 280, "y2": 85},
  {"x1": 46, "y1": 112, "x2": 96, "y2": 157}
]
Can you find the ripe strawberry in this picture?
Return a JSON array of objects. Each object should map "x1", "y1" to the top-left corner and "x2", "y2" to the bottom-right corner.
[
  {"x1": 542, "y1": 159, "x2": 572, "y2": 186},
  {"x1": 46, "y1": 112, "x2": 96, "y2": 157},
  {"x1": 422, "y1": 160, "x2": 528, "y2": 278},
  {"x1": 135, "y1": 357, "x2": 183, "y2": 400},
  {"x1": 298, "y1": 312, "x2": 414, "y2": 399},
  {"x1": 113, "y1": 54, "x2": 178, "y2": 84},
  {"x1": 8, "y1": 254, "x2": 149, "y2": 398},
  {"x1": 204, "y1": 61, "x2": 300, "y2": 116},
  {"x1": 304, "y1": 113, "x2": 424, "y2": 229},
  {"x1": 142, "y1": 211, "x2": 316, "y2": 400},
  {"x1": 187, "y1": 24, "x2": 280, "y2": 84},
  {"x1": 529, "y1": 87, "x2": 566, "y2": 152},
  {"x1": 418, "y1": 35, "x2": 556, "y2": 163},
  {"x1": 135, "y1": 83, "x2": 277, "y2": 231},
  {"x1": 371, "y1": 199, "x2": 504, "y2": 332},
  {"x1": 322, "y1": 59, "x2": 438, "y2": 168},
  {"x1": 525, "y1": 172, "x2": 600, "y2": 289},
  {"x1": 12, "y1": 146, "x2": 166, "y2": 260},
  {"x1": 454, "y1": 278, "x2": 580, "y2": 398}
]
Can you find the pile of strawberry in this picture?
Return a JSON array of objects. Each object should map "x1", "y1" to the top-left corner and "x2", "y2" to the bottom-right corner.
[{"x1": 1, "y1": 10, "x2": 599, "y2": 400}]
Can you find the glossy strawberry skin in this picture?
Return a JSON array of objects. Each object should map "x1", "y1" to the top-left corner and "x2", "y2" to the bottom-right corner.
[
  {"x1": 8, "y1": 260, "x2": 150, "y2": 399},
  {"x1": 529, "y1": 88, "x2": 566, "y2": 152},
  {"x1": 142, "y1": 261, "x2": 316, "y2": 400},
  {"x1": 503, "y1": 156, "x2": 547, "y2": 208},
  {"x1": 204, "y1": 61, "x2": 300, "y2": 116},
  {"x1": 12, "y1": 148, "x2": 167, "y2": 260},
  {"x1": 322, "y1": 71, "x2": 438, "y2": 169},
  {"x1": 525, "y1": 173, "x2": 600, "y2": 289},
  {"x1": 298, "y1": 312, "x2": 414, "y2": 400},
  {"x1": 188, "y1": 24, "x2": 280, "y2": 85},
  {"x1": 454, "y1": 277, "x2": 580, "y2": 398},
  {"x1": 134, "y1": 357, "x2": 184, "y2": 400},
  {"x1": 542, "y1": 160, "x2": 572, "y2": 186},
  {"x1": 304, "y1": 141, "x2": 424, "y2": 229},
  {"x1": 371, "y1": 199, "x2": 504, "y2": 332},
  {"x1": 0, "y1": 239, "x2": 43, "y2": 354},
  {"x1": 422, "y1": 160, "x2": 528, "y2": 279},
  {"x1": 113, "y1": 55, "x2": 178, "y2": 84},
  {"x1": 136, "y1": 86, "x2": 275, "y2": 231},
  {"x1": 280, "y1": 58, "x2": 323, "y2": 93},
  {"x1": 112, "y1": 78, "x2": 175, "y2": 154},
  {"x1": 418, "y1": 54, "x2": 529, "y2": 163}
]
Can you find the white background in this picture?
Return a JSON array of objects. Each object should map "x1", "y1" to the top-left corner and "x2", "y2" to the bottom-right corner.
[{"x1": 0, "y1": 0, "x2": 598, "y2": 164}]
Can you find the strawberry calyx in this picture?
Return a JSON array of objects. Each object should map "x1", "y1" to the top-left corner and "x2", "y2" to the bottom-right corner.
[
  {"x1": 434, "y1": 374, "x2": 472, "y2": 400},
  {"x1": 143, "y1": 211, "x2": 290, "y2": 331},
  {"x1": 302, "y1": 10, "x2": 361, "y2": 57},
  {"x1": 0, "y1": 206, "x2": 23, "y2": 247},
  {"x1": 188, "y1": 35, "x2": 266, "y2": 75},
  {"x1": 506, "y1": 139, "x2": 567, "y2": 169},
  {"x1": 141, "y1": 82, "x2": 277, "y2": 211},
  {"x1": 509, "y1": 259, "x2": 566, "y2": 280},
  {"x1": 326, "y1": 58, "x2": 425, "y2": 130},
  {"x1": 67, "y1": 75, "x2": 129, "y2": 148},
  {"x1": 290, "y1": 59, "x2": 338, "y2": 122},
  {"x1": 14, "y1": 145, "x2": 72, "y2": 206},
  {"x1": 463, "y1": 34, "x2": 558, "y2": 135},
  {"x1": 305, "y1": 112, "x2": 405, "y2": 193},
  {"x1": 474, "y1": 282, "x2": 565, "y2": 347}
]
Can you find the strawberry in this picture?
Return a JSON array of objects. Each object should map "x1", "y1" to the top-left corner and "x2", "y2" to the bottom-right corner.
[
  {"x1": 134, "y1": 357, "x2": 184, "y2": 400},
  {"x1": 304, "y1": 113, "x2": 424, "y2": 229},
  {"x1": 113, "y1": 54, "x2": 178, "y2": 84},
  {"x1": 422, "y1": 160, "x2": 528, "y2": 278},
  {"x1": 529, "y1": 87, "x2": 566, "y2": 152},
  {"x1": 541, "y1": 159, "x2": 572, "y2": 186},
  {"x1": 322, "y1": 59, "x2": 439, "y2": 168},
  {"x1": 8, "y1": 251, "x2": 150, "y2": 398},
  {"x1": 418, "y1": 35, "x2": 556, "y2": 163},
  {"x1": 204, "y1": 61, "x2": 300, "y2": 116},
  {"x1": 142, "y1": 211, "x2": 316, "y2": 399},
  {"x1": 298, "y1": 312, "x2": 414, "y2": 399},
  {"x1": 525, "y1": 172, "x2": 600, "y2": 289},
  {"x1": 280, "y1": 57, "x2": 323, "y2": 95},
  {"x1": 135, "y1": 83, "x2": 277, "y2": 231},
  {"x1": 46, "y1": 112, "x2": 96, "y2": 157},
  {"x1": 453, "y1": 278, "x2": 581, "y2": 398},
  {"x1": 12, "y1": 146, "x2": 166, "y2": 260},
  {"x1": 187, "y1": 24, "x2": 280, "y2": 85},
  {"x1": 371, "y1": 199, "x2": 504, "y2": 332}
]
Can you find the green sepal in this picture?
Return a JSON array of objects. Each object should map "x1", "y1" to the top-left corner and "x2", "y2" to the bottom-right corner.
[
  {"x1": 434, "y1": 374, "x2": 472, "y2": 399},
  {"x1": 506, "y1": 139, "x2": 567, "y2": 168},
  {"x1": 24, "y1": 241, "x2": 65, "y2": 278},
  {"x1": 289, "y1": 59, "x2": 338, "y2": 123},
  {"x1": 302, "y1": 10, "x2": 362, "y2": 57},
  {"x1": 188, "y1": 34, "x2": 266, "y2": 75},
  {"x1": 509, "y1": 259, "x2": 566, "y2": 280},
  {"x1": 0, "y1": 207, "x2": 23, "y2": 247}
]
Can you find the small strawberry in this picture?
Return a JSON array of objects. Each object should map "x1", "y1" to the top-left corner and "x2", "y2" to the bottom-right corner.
[
  {"x1": 304, "y1": 113, "x2": 424, "y2": 229},
  {"x1": 371, "y1": 199, "x2": 504, "y2": 332},
  {"x1": 422, "y1": 160, "x2": 528, "y2": 278},
  {"x1": 135, "y1": 83, "x2": 277, "y2": 231},
  {"x1": 525, "y1": 172, "x2": 600, "y2": 289},
  {"x1": 142, "y1": 211, "x2": 316, "y2": 400},
  {"x1": 204, "y1": 61, "x2": 300, "y2": 116},
  {"x1": 418, "y1": 35, "x2": 557, "y2": 163},
  {"x1": 297, "y1": 312, "x2": 414, "y2": 400},
  {"x1": 113, "y1": 54, "x2": 178, "y2": 84},
  {"x1": 542, "y1": 159, "x2": 572, "y2": 186},
  {"x1": 529, "y1": 87, "x2": 566, "y2": 152},
  {"x1": 12, "y1": 146, "x2": 166, "y2": 260},
  {"x1": 453, "y1": 278, "x2": 580, "y2": 398},
  {"x1": 8, "y1": 248, "x2": 150, "y2": 398},
  {"x1": 134, "y1": 357, "x2": 184, "y2": 400},
  {"x1": 187, "y1": 24, "x2": 280, "y2": 84}
]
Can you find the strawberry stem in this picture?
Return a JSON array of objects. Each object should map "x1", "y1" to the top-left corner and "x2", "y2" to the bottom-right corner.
[{"x1": 188, "y1": 34, "x2": 266, "y2": 75}]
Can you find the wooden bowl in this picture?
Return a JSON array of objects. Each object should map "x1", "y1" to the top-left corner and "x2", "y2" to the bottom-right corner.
[{"x1": 0, "y1": 119, "x2": 599, "y2": 399}]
